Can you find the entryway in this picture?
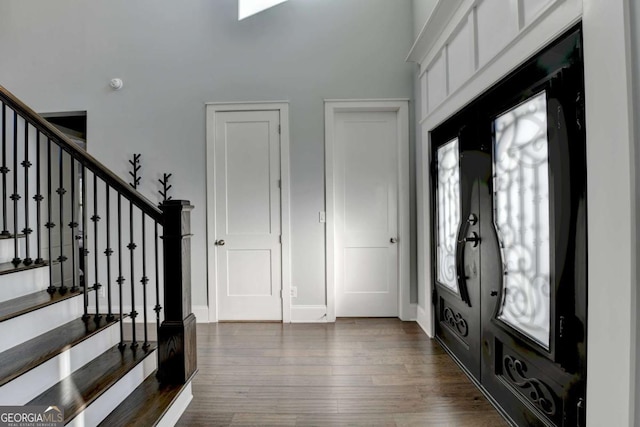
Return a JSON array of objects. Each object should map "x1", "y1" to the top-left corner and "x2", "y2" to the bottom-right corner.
[
  {"x1": 325, "y1": 100, "x2": 410, "y2": 320},
  {"x1": 431, "y1": 27, "x2": 587, "y2": 426},
  {"x1": 206, "y1": 103, "x2": 291, "y2": 322}
]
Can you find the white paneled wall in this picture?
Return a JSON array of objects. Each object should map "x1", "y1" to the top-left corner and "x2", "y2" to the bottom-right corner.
[{"x1": 415, "y1": 0, "x2": 569, "y2": 121}]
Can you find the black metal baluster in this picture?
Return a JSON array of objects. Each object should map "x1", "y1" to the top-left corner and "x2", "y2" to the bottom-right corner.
[
  {"x1": 57, "y1": 148, "x2": 67, "y2": 294},
  {"x1": 92, "y1": 174, "x2": 101, "y2": 322},
  {"x1": 105, "y1": 183, "x2": 114, "y2": 322},
  {"x1": 129, "y1": 200, "x2": 138, "y2": 349},
  {"x1": 68, "y1": 158, "x2": 78, "y2": 292},
  {"x1": 141, "y1": 212, "x2": 149, "y2": 350},
  {"x1": 22, "y1": 121, "x2": 32, "y2": 266},
  {"x1": 45, "y1": 139, "x2": 55, "y2": 294},
  {"x1": 0, "y1": 103, "x2": 9, "y2": 237},
  {"x1": 81, "y1": 165, "x2": 89, "y2": 320},
  {"x1": 116, "y1": 194, "x2": 125, "y2": 351},
  {"x1": 11, "y1": 112, "x2": 20, "y2": 266},
  {"x1": 154, "y1": 222, "x2": 162, "y2": 328},
  {"x1": 34, "y1": 132, "x2": 43, "y2": 265}
]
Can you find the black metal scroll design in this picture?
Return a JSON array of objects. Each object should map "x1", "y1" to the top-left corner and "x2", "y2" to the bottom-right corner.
[
  {"x1": 503, "y1": 355, "x2": 557, "y2": 416},
  {"x1": 493, "y1": 92, "x2": 551, "y2": 346},
  {"x1": 436, "y1": 140, "x2": 460, "y2": 294},
  {"x1": 443, "y1": 306, "x2": 468, "y2": 337},
  {"x1": 158, "y1": 173, "x2": 172, "y2": 204},
  {"x1": 129, "y1": 153, "x2": 142, "y2": 189}
]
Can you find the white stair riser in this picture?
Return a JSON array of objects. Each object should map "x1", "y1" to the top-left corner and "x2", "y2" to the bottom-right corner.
[
  {"x1": 0, "y1": 238, "x2": 21, "y2": 265},
  {"x1": 0, "y1": 322, "x2": 121, "y2": 405},
  {"x1": 0, "y1": 294, "x2": 83, "y2": 353},
  {"x1": 67, "y1": 350, "x2": 157, "y2": 427},
  {"x1": 157, "y1": 382, "x2": 193, "y2": 427},
  {"x1": 0, "y1": 267, "x2": 48, "y2": 303}
]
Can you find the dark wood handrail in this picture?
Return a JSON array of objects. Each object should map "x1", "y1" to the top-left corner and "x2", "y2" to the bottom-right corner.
[{"x1": 0, "y1": 86, "x2": 163, "y2": 223}]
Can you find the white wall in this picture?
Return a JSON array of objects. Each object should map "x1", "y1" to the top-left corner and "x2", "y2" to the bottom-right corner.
[
  {"x1": 411, "y1": 0, "x2": 438, "y2": 309},
  {"x1": 630, "y1": 1, "x2": 640, "y2": 425},
  {"x1": 0, "y1": 0, "x2": 415, "y2": 311}
]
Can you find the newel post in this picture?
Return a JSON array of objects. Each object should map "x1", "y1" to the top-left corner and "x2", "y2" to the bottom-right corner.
[{"x1": 157, "y1": 200, "x2": 197, "y2": 384}]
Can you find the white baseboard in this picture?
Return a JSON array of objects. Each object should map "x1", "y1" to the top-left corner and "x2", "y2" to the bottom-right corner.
[
  {"x1": 416, "y1": 304, "x2": 433, "y2": 338},
  {"x1": 192, "y1": 305, "x2": 209, "y2": 323},
  {"x1": 157, "y1": 381, "x2": 193, "y2": 427},
  {"x1": 291, "y1": 305, "x2": 327, "y2": 323},
  {"x1": 401, "y1": 303, "x2": 418, "y2": 321}
]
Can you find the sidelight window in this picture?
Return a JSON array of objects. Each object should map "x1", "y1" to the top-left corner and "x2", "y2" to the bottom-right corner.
[{"x1": 436, "y1": 138, "x2": 461, "y2": 295}]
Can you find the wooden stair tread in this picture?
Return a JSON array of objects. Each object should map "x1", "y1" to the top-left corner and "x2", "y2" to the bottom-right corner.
[
  {"x1": 0, "y1": 260, "x2": 49, "y2": 276},
  {"x1": 0, "y1": 233, "x2": 25, "y2": 240},
  {"x1": 28, "y1": 343, "x2": 157, "y2": 424},
  {"x1": 0, "y1": 288, "x2": 86, "y2": 323},
  {"x1": 0, "y1": 316, "x2": 119, "y2": 387},
  {"x1": 99, "y1": 372, "x2": 187, "y2": 427}
]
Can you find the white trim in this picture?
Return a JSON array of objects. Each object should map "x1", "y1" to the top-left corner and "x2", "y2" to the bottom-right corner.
[
  {"x1": 416, "y1": 304, "x2": 432, "y2": 338},
  {"x1": 323, "y1": 98, "x2": 411, "y2": 102},
  {"x1": 205, "y1": 102, "x2": 292, "y2": 323},
  {"x1": 324, "y1": 99, "x2": 411, "y2": 322},
  {"x1": 156, "y1": 382, "x2": 193, "y2": 427},
  {"x1": 205, "y1": 100, "x2": 290, "y2": 106},
  {"x1": 405, "y1": 303, "x2": 418, "y2": 321},
  {"x1": 290, "y1": 305, "x2": 328, "y2": 323},
  {"x1": 407, "y1": 0, "x2": 466, "y2": 64},
  {"x1": 192, "y1": 305, "x2": 210, "y2": 324},
  {"x1": 583, "y1": 0, "x2": 636, "y2": 425}
]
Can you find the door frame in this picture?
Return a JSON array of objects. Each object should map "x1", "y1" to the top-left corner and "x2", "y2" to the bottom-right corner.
[
  {"x1": 324, "y1": 99, "x2": 411, "y2": 321},
  {"x1": 205, "y1": 101, "x2": 292, "y2": 323}
]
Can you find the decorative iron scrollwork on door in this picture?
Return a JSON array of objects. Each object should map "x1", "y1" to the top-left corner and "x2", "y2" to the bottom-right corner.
[
  {"x1": 493, "y1": 92, "x2": 552, "y2": 349},
  {"x1": 436, "y1": 138, "x2": 461, "y2": 296},
  {"x1": 442, "y1": 305, "x2": 469, "y2": 337},
  {"x1": 502, "y1": 355, "x2": 557, "y2": 416}
]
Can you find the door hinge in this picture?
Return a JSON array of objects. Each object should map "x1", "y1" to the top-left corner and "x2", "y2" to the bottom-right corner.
[
  {"x1": 278, "y1": 179, "x2": 281, "y2": 189},
  {"x1": 278, "y1": 125, "x2": 281, "y2": 134},
  {"x1": 432, "y1": 289, "x2": 437, "y2": 305},
  {"x1": 279, "y1": 235, "x2": 282, "y2": 244},
  {"x1": 559, "y1": 315, "x2": 566, "y2": 339}
]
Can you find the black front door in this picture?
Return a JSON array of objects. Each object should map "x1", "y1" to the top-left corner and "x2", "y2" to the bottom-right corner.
[{"x1": 431, "y1": 26, "x2": 587, "y2": 427}]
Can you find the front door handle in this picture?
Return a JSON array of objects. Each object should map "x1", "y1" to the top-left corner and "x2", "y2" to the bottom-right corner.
[
  {"x1": 216, "y1": 239, "x2": 225, "y2": 246},
  {"x1": 462, "y1": 232, "x2": 481, "y2": 248}
]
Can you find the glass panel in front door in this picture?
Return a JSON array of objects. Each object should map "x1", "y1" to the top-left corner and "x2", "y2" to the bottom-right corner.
[
  {"x1": 493, "y1": 92, "x2": 551, "y2": 349},
  {"x1": 436, "y1": 138, "x2": 461, "y2": 295}
]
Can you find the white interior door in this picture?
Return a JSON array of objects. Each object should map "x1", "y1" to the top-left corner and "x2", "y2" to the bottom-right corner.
[
  {"x1": 334, "y1": 111, "x2": 399, "y2": 317},
  {"x1": 214, "y1": 110, "x2": 282, "y2": 320}
]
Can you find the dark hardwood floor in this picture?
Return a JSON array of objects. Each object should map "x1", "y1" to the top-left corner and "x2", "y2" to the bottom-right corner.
[{"x1": 176, "y1": 318, "x2": 507, "y2": 426}]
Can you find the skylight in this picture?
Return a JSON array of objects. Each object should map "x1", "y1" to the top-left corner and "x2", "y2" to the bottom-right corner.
[{"x1": 238, "y1": 0, "x2": 289, "y2": 20}]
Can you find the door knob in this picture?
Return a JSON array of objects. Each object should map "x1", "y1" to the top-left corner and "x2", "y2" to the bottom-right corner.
[
  {"x1": 216, "y1": 240, "x2": 225, "y2": 246},
  {"x1": 390, "y1": 237, "x2": 398, "y2": 244},
  {"x1": 490, "y1": 290, "x2": 498, "y2": 297}
]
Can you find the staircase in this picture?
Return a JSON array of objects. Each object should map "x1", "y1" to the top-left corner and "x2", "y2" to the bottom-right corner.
[{"x1": 0, "y1": 86, "x2": 196, "y2": 426}]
